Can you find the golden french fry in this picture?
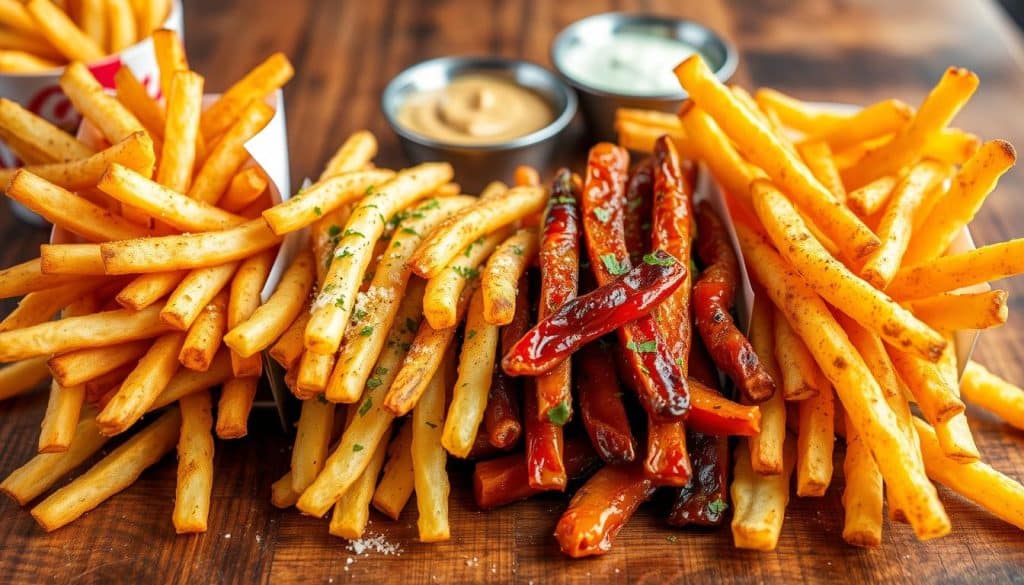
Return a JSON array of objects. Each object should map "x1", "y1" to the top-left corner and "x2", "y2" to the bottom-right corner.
[
  {"x1": 914, "y1": 417, "x2": 1024, "y2": 530},
  {"x1": 907, "y1": 290, "x2": 1009, "y2": 331},
  {"x1": 114, "y1": 66, "x2": 165, "y2": 140},
  {"x1": 216, "y1": 376, "x2": 259, "y2": 439},
  {"x1": 49, "y1": 340, "x2": 149, "y2": 387},
  {"x1": 481, "y1": 228, "x2": 538, "y2": 326},
  {"x1": 30, "y1": 408, "x2": 180, "y2": 532},
  {"x1": 615, "y1": 107, "x2": 683, "y2": 131},
  {"x1": 261, "y1": 169, "x2": 396, "y2": 235},
  {"x1": 220, "y1": 167, "x2": 268, "y2": 213},
  {"x1": 730, "y1": 439, "x2": 795, "y2": 551},
  {"x1": 675, "y1": 56, "x2": 878, "y2": 259},
  {"x1": 99, "y1": 218, "x2": 281, "y2": 274},
  {"x1": 795, "y1": 385, "x2": 834, "y2": 496},
  {"x1": 329, "y1": 430, "x2": 389, "y2": 539},
  {"x1": 161, "y1": 263, "x2": 239, "y2": 330},
  {"x1": 737, "y1": 222, "x2": 950, "y2": 540},
  {"x1": 156, "y1": 70, "x2": 204, "y2": 193},
  {"x1": 320, "y1": 130, "x2": 377, "y2": 180},
  {"x1": 173, "y1": 390, "x2": 214, "y2": 533},
  {"x1": 0, "y1": 356, "x2": 50, "y2": 401},
  {"x1": 106, "y1": 0, "x2": 136, "y2": 52},
  {"x1": 797, "y1": 141, "x2": 845, "y2": 201},
  {"x1": 95, "y1": 331, "x2": 184, "y2": 435},
  {"x1": 0, "y1": 0, "x2": 44, "y2": 34},
  {"x1": 0, "y1": 28, "x2": 63, "y2": 62},
  {"x1": 224, "y1": 250, "x2": 315, "y2": 358},
  {"x1": 0, "y1": 258, "x2": 82, "y2": 299},
  {"x1": 922, "y1": 128, "x2": 981, "y2": 165},
  {"x1": 40, "y1": 243, "x2": 105, "y2": 275},
  {"x1": 38, "y1": 379, "x2": 85, "y2": 453},
  {"x1": 732, "y1": 84, "x2": 798, "y2": 157},
  {"x1": 306, "y1": 163, "x2": 453, "y2": 354},
  {"x1": 227, "y1": 250, "x2": 274, "y2": 376},
  {"x1": 295, "y1": 350, "x2": 334, "y2": 398},
  {"x1": 932, "y1": 331, "x2": 979, "y2": 463},
  {"x1": 0, "y1": 130, "x2": 155, "y2": 192},
  {"x1": 747, "y1": 295, "x2": 785, "y2": 475},
  {"x1": 751, "y1": 179, "x2": 945, "y2": 361},
  {"x1": 904, "y1": 140, "x2": 1016, "y2": 266},
  {"x1": 514, "y1": 165, "x2": 541, "y2": 187},
  {"x1": 26, "y1": 0, "x2": 103, "y2": 62},
  {"x1": 116, "y1": 271, "x2": 187, "y2": 311},
  {"x1": 152, "y1": 28, "x2": 188, "y2": 104},
  {"x1": 372, "y1": 420, "x2": 415, "y2": 519},
  {"x1": 887, "y1": 344, "x2": 965, "y2": 427},
  {"x1": 412, "y1": 350, "x2": 451, "y2": 542},
  {"x1": 0, "y1": 49, "x2": 59, "y2": 72},
  {"x1": 139, "y1": 2, "x2": 171, "y2": 37},
  {"x1": 178, "y1": 290, "x2": 228, "y2": 371},
  {"x1": 846, "y1": 175, "x2": 897, "y2": 218},
  {"x1": 842, "y1": 67, "x2": 979, "y2": 189},
  {"x1": 200, "y1": 52, "x2": 293, "y2": 141},
  {"x1": 188, "y1": 100, "x2": 275, "y2": 204},
  {"x1": 269, "y1": 311, "x2": 310, "y2": 370},
  {"x1": 888, "y1": 238, "x2": 1024, "y2": 300},
  {"x1": 615, "y1": 118, "x2": 690, "y2": 156},
  {"x1": 962, "y1": 361, "x2": 1024, "y2": 431},
  {"x1": 0, "y1": 98, "x2": 92, "y2": 162},
  {"x1": 150, "y1": 349, "x2": 232, "y2": 411},
  {"x1": 806, "y1": 98, "x2": 914, "y2": 152},
  {"x1": 753, "y1": 88, "x2": 851, "y2": 134},
  {"x1": 81, "y1": 0, "x2": 110, "y2": 51},
  {"x1": 424, "y1": 225, "x2": 512, "y2": 329},
  {"x1": 841, "y1": 414, "x2": 883, "y2": 547},
  {"x1": 61, "y1": 61, "x2": 145, "y2": 144},
  {"x1": 270, "y1": 471, "x2": 300, "y2": 509},
  {"x1": 678, "y1": 104, "x2": 761, "y2": 215},
  {"x1": 410, "y1": 184, "x2": 545, "y2": 279},
  {"x1": 0, "y1": 279, "x2": 101, "y2": 332},
  {"x1": 772, "y1": 307, "x2": 825, "y2": 401}
]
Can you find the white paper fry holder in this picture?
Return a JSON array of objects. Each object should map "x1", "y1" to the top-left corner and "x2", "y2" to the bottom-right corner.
[{"x1": 52, "y1": 89, "x2": 297, "y2": 428}]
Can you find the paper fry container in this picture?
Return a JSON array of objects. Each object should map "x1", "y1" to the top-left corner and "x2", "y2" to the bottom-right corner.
[{"x1": 51, "y1": 89, "x2": 297, "y2": 427}]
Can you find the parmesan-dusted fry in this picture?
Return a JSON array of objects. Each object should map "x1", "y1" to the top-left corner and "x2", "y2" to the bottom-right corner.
[
  {"x1": 161, "y1": 263, "x2": 239, "y2": 330},
  {"x1": 95, "y1": 331, "x2": 184, "y2": 435},
  {"x1": 731, "y1": 439, "x2": 795, "y2": 551},
  {"x1": 423, "y1": 225, "x2": 512, "y2": 329},
  {"x1": 173, "y1": 391, "x2": 214, "y2": 533},
  {"x1": 178, "y1": 291, "x2": 228, "y2": 372},
  {"x1": 216, "y1": 376, "x2": 259, "y2": 439},
  {"x1": 481, "y1": 228, "x2": 538, "y2": 325}
]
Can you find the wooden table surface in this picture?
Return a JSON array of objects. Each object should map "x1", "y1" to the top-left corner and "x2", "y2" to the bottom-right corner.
[{"x1": 3, "y1": 0, "x2": 1024, "y2": 583}]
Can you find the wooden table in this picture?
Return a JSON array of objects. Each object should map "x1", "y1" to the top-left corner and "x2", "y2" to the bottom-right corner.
[{"x1": 2, "y1": 1, "x2": 1024, "y2": 583}]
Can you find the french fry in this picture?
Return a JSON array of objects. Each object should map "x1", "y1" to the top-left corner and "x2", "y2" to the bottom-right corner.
[
  {"x1": 423, "y1": 225, "x2": 512, "y2": 329},
  {"x1": 116, "y1": 271, "x2": 187, "y2": 311},
  {"x1": 846, "y1": 175, "x2": 897, "y2": 218},
  {"x1": 904, "y1": 140, "x2": 1016, "y2": 266},
  {"x1": 806, "y1": 98, "x2": 914, "y2": 152},
  {"x1": 0, "y1": 130, "x2": 155, "y2": 191},
  {"x1": 795, "y1": 385, "x2": 834, "y2": 496},
  {"x1": 220, "y1": 167, "x2": 268, "y2": 213},
  {"x1": 932, "y1": 331, "x2": 979, "y2": 462},
  {"x1": 306, "y1": 162, "x2": 453, "y2": 354},
  {"x1": 216, "y1": 376, "x2": 258, "y2": 439},
  {"x1": 0, "y1": 304, "x2": 170, "y2": 362},
  {"x1": 223, "y1": 250, "x2": 315, "y2": 358},
  {"x1": 0, "y1": 29, "x2": 63, "y2": 62},
  {"x1": 730, "y1": 439, "x2": 795, "y2": 551},
  {"x1": 0, "y1": 279, "x2": 101, "y2": 332},
  {"x1": 887, "y1": 344, "x2": 966, "y2": 426},
  {"x1": 0, "y1": 356, "x2": 50, "y2": 401},
  {"x1": 156, "y1": 70, "x2": 204, "y2": 193},
  {"x1": 841, "y1": 414, "x2": 884, "y2": 547},
  {"x1": 150, "y1": 349, "x2": 232, "y2": 411},
  {"x1": 38, "y1": 371, "x2": 85, "y2": 451},
  {"x1": 139, "y1": 2, "x2": 171, "y2": 38},
  {"x1": 161, "y1": 263, "x2": 239, "y2": 330},
  {"x1": 372, "y1": 421, "x2": 415, "y2": 520},
  {"x1": 961, "y1": 361, "x2": 1024, "y2": 430},
  {"x1": 95, "y1": 331, "x2": 184, "y2": 435},
  {"x1": 261, "y1": 169, "x2": 396, "y2": 235},
  {"x1": 330, "y1": 428, "x2": 389, "y2": 539},
  {"x1": 291, "y1": 397, "x2": 335, "y2": 493},
  {"x1": 200, "y1": 52, "x2": 294, "y2": 141},
  {"x1": 270, "y1": 471, "x2": 300, "y2": 509},
  {"x1": 0, "y1": 49, "x2": 59, "y2": 72},
  {"x1": 914, "y1": 417, "x2": 1024, "y2": 530},
  {"x1": 106, "y1": 0, "x2": 136, "y2": 52},
  {"x1": 678, "y1": 104, "x2": 761, "y2": 215},
  {"x1": 40, "y1": 243, "x2": 105, "y2": 275},
  {"x1": 269, "y1": 311, "x2": 310, "y2": 370},
  {"x1": 412, "y1": 354, "x2": 450, "y2": 542},
  {"x1": 30, "y1": 407, "x2": 180, "y2": 532},
  {"x1": 188, "y1": 100, "x2": 275, "y2": 204},
  {"x1": 0, "y1": 0, "x2": 43, "y2": 34},
  {"x1": 410, "y1": 184, "x2": 546, "y2": 278},
  {"x1": 737, "y1": 222, "x2": 949, "y2": 539},
  {"x1": 61, "y1": 61, "x2": 145, "y2": 144},
  {"x1": 514, "y1": 164, "x2": 541, "y2": 187},
  {"x1": 751, "y1": 179, "x2": 945, "y2": 361},
  {"x1": 0, "y1": 98, "x2": 93, "y2": 162},
  {"x1": 320, "y1": 130, "x2": 377, "y2": 179},
  {"x1": 173, "y1": 390, "x2": 214, "y2": 533},
  {"x1": 676, "y1": 55, "x2": 878, "y2": 259},
  {"x1": 907, "y1": 290, "x2": 1009, "y2": 331},
  {"x1": 114, "y1": 66, "x2": 165, "y2": 141},
  {"x1": 327, "y1": 197, "x2": 472, "y2": 402},
  {"x1": 753, "y1": 87, "x2": 851, "y2": 134},
  {"x1": 481, "y1": 228, "x2": 538, "y2": 325},
  {"x1": 98, "y1": 164, "x2": 244, "y2": 232},
  {"x1": 152, "y1": 28, "x2": 188, "y2": 104},
  {"x1": 7, "y1": 170, "x2": 154, "y2": 242},
  {"x1": 747, "y1": 295, "x2": 785, "y2": 475},
  {"x1": 888, "y1": 238, "x2": 1024, "y2": 300},
  {"x1": 227, "y1": 250, "x2": 275, "y2": 376},
  {"x1": 922, "y1": 128, "x2": 981, "y2": 165},
  {"x1": 615, "y1": 107, "x2": 683, "y2": 131},
  {"x1": 0, "y1": 258, "x2": 82, "y2": 299},
  {"x1": 26, "y1": 0, "x2": 103, "y2": 62},
  {"x1": 616, "y1": 118, "x2": 690, "y2": 156},
  {"x1": 797, "y1": 140, "x2": 845, "y2": 201},
  {"x1": 859, "y1": 161, "x2": 951, "y2": 288},
  {"x1": 440, "y1": 288, "x2": 497, "y2": 458},
  {"x1": 84, "y1": 365, "x2": 134, "y2": 403},
  {"x1": 732, "y1": 85, "x2": 797, "y2": 157},
  {"x1": 48, "y1": 339, "x2": 148, "y2": 387},
  {"x1": 295, "y1": 350, "x2": 334, "y2": 397},
  {"x1": 178, "y1": 291, "x2": 228, "y2": 372},
  {"x1": 0, "y1": 415, "x2": 110, "y2": 505},
  {"x1": 773, "y1": 308, "x2": 825, "y2": 401}
]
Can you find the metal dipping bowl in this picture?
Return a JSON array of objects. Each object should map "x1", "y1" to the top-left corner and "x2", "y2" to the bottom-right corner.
[
  {"x1": 381, "y1": 56, "x2": 577, "y2": 193},
  {"x1": 551, "y1": 12, "x2": 738, "y2": 141}
]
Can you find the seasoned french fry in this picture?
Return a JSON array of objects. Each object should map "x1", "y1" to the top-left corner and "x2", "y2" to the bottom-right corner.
[
  {"x1": 841, "y1": 414, "x2": 883, "y2": 547},
  {"x1": 0, "y1": 0, "x2": 44, "y2": 34},
  {"x1": 41, "y1": 243, "x2": 105, "y2": 275},
  {"x1": 329, "y1": 432, "x2": 388, "y2": 539},
  {"x1": 888, "y1": 237, "x2": 1024, "y2": 300},
  {"x1": 773, "y1": 308, "x2": 825, "y2": 401},
  {"x1": 216, "y1": 376, "x2": 259, "y2": 439},
  {"x1": 0, "y1": 29, "x2": 62, "y2": 62},
  {"x1": 962, "y1": 361, "x2": 1024, "y2": 430},
  {"x1": 188, "y1": 100, "x2": 274, "y2": 204},
  {"x1": 730, "y1": 439, "x2": 795, "y2": 551},
  {"x1": 48, "y1": 340, "x2": 148, "y2": 388},
  {"x1": 161, "y1": 263, "x2": 238, "y2": 330},
  {"x1": 795, "y1": 385, "x2": 834, "y2": 496},
  {"x1": 514, "y1": 165, "x2": 541, "y2": 187},
  {"x1": 797, "y1": 141, "x2": 845, "y2": 201},
  {"x1": 441, "y1": 288, "x2": 498, "y2": 457},
  {"x1": 306, "y1": 163, "x2": 453, "y2": 354},
  {"x1": 887, "y1": 344, "x2": 965, "y2": 427},
  {"x1": 220, "y1": 167, "x2": 268, "y2": 213},
  {"x1": 676, "y1": 55, "x2": 878, "y2": 259},
  {"x1": 616, "y1": 118, "x2": 690, "y2": 156},
  {"x1": 139, "y1": 2, "x2": 171, "y2": 37},
  {"x1": 0, "y1": 279, "x2": 101, "y2": 332},
  {"x1": 752, "y1": 179, "x2": 945, "y2": 361},
  {"x1": 116, "y1": 271, "x2": 187, "y2": 311},
  {"x1": 0, "y1": 98, "x2": 93, "y2": 162},
  {"x1": 907, "y1": 290, "x2": 1008, "y2": 331},
  {"x1": 114, "y1": 66, "x2": 165, "y2": 141},
  {"x1": 0, "y1": 415, "x2": 110, "y2": 505},
  {"x1": 200, "y1": 52, "x2": 293, "y2": 141},
  {"x1": 412, "y1": 353, "x2": 450, "y2": 542},
  {"x1": 747, "y1": 295, "x2": 785, "y2": 475},
  {"x1": 424, "y1": 225, "x2": 512, "y2": 329},
  {"x1": 152, "y1": 28, "x2": 188, "y2": 105},
  {"x1": 261, "y1": 169, "x2": 396, "y2": 235},
  {"x1": 737, "y1": 222, "x2": 949, "y2": 539},
  {"x1": 0, "y1": 304, "x2": 170, "y2": 362},
  {"x1": 295, "y1": 350, "x2": 334, "y2": 398},
  {"x1": 806, "y1": 98, "x2": 914, "y2": 152},
  {"x1": 30, "y1": 408, "x2": 180, "y2": 532},
  {"x1": 481, "y1": 228, "x2": 538, "y2": 325},
  {"x1": 26, "y1": 0, "x2": 103, "y2": 62},
  {"x1": 150, "y1": 349, "x2": 232, "y2": 411},
  {"x1": 0, "y1": 356, "x2": 50, "y2": 401},
  {"x1": 372, "y1": 420, "x2": 415, "y2": 519},
  {"x1": 178, "y1": 291, "x2": 228, "y2": 372},
  {"x1": 846, "y1": 175, "x2": 897, "y2": 218},
  {"x1": 61, "y1": 61, "x2": 144, "y2": 143},
  {"x1": 227, "y1": 250, "x2": 275, "y2": 376},
  {"x1": 224, "y1": 250, "x2": 315, "y2": 358},
  {"x1": 932, "y1": 331, "x2": 979, "y2": 462},
  {"x1": 0, "y1": 130, "x2": 155, "y2": 192},
  {"x1": 269, "y1": 311, "x2": 310, "y2": 370},
  {"x1": 320, "y1": 130, "x2": 377, "y2": 179},
  {"x1": 95, "y1": 331, "x2": 184, "y2": 435},
  {"x1": 156, "y1": 70, "x2": 204, "y2": 193},
  {"x1": 904, "y1": 140, "x2": 1016, "y2": 266},
  {"x1": 173, "y1": 391, "x2": 214, "y2": 533}
]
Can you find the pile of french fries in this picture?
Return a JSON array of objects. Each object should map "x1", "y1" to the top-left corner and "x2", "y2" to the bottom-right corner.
[
  {"x1": 0, "y1": 0, "x2": 173, "y2": 72},
  {"x1": 0, "y1": 30, "x2": 294, "y2": 533},
  {"x1": 619, "y1": 54, "x2": 1024, "y2": 549}
]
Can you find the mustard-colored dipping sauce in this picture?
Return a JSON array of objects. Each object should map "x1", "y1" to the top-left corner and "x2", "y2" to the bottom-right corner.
[{"x1": 397, "y1": 74, "x2": 554, "y2": 145}]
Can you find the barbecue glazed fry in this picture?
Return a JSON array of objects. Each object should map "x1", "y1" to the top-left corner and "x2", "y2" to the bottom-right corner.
[
  {"x1": 473, "y1": 437, "x2": 600, "y2": 511},
  {"x1": 524, "y1": 379, "x2": 566, "y2": 490},
  {"x1": 576, "y1": 342, "x2": 636, "y2": 464}
]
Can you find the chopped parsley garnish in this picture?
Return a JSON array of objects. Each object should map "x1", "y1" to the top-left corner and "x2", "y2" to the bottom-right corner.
[
  {"x1": 627, "y1": 340, "x2": 658, "y2": 353},
  {"x1": 328, "y1": 225, "x2": 342, "y2": 237},
  {"x1": 354, "y1": 308, "x2": 368, "y2": 320},
  {"x1": 366, "y1": 376, "x2": 383, "y2": 389},
  {"x1": 466, "y1": 329, "x2": 477, "y2": 340},
  {"x1": 365, "y1": 185, "x2": 375, "y2": 195},
  {"x1": 463, "y1": 236, "x2": 485, "y2": 257},
  {"x1": 600, "y1": 254, "x2": 629, "y2": 276},
  {"x1": 420, "y1": 198, "x2": 440, "y2": 211},
  {"x1": 451, "y1": 266, "x2": 479, "y2": 279},
  {"x1": 314, "y1": 206, "x2": 323, "y2": 216},
  {"x1": 643, "y1": 253, "x2": 676, "y2": 267},
  {"x1": 547, "y1": 401, "x2": 571, "y2": 426},
  {"x1": 352, "y1": 444, "x2": 365, "y2": 452},
  {"x1": 375, "y1": 366, "x2": 388, "y2": 375},
  {"x1": 358, "y1": 398, "x2": 372, "y2": 417},
  {"x1": 336, "y1": 248, "x2": 354, "y2": 259},
  {"x1": 593, "y1": 208, "x2": 610, "y2": 223},
  {"x1": 551, "y1": 196, "x2": 576, "y2": 205},
  {"x1": 334, "y1": 295, "x2": 346, "y2": 309},
  {"x1": 401, "y1": 226, "x2": 418, "y2": 236},
  {"x1": 627, "y1": 196, "x2": 644, "y2": 211},
  {"x1": 707, "y1": 498, "x2": 729, "y2": 516},
  {"x1": 511, "y1": 244, "x2": 523, "y2": 256},
  {"x1": 405, "y1": 317, "x2": 418, "y2": 333},
  {"x1": 343, "y1": 229, "x2": 365, "y2": 239},
  {"x1": 675, "y1": 357, "x2": 684, "y2": 367},
  {"x1": 359, "y1": 325, "x2": 374, "y2": 337}
]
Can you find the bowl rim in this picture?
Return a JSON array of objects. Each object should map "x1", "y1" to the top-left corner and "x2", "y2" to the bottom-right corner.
[
  {"x1": 549, "y1": 11, "x2": 739, "y2": 100},
  {"x1": 380, "y1": 55, "x2": 578, "y2": 153}
]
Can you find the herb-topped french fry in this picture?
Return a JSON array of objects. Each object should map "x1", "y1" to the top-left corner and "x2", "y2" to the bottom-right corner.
[
  {"x1": 412, "y1": 353, "x2": 451, "y2": 542},
  {"x1": 423, "y1": 225, "x2": 512, "y2": 330},
  {"x1": 321, "y1": 131, "x2": 377, "y2": 179},
  {"x1": 372, "y1": 421, "x2": 415, "y2": 520},
  {"x1": 262, "y1": 170, "x2": 396, "y2": 235},
  {"x1": 480, "y1": 228, "x2": 538, "y2": 326}
]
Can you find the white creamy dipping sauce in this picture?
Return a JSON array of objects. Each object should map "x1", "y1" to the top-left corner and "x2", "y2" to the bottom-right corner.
[{"x1": 559, "y1": 31, "x2": 698, "y2": 96}]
